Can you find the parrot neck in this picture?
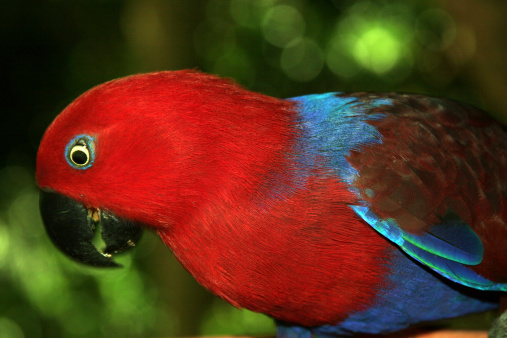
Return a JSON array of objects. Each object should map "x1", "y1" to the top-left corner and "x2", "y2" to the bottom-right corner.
[{"x1": 158, "y1": 119, "x2": 391, "y2": 326}]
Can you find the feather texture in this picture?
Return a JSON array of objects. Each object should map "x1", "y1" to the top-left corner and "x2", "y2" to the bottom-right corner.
[
  {"x1": 342, "y1": 93, "x2": 507, "y2": 287},
  {"x1": 36, "y1": 71, "x2": 507, "y2": 336}
]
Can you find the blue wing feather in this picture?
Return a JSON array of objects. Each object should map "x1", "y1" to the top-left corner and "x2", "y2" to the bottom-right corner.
[
  {"x1": 402, "y1": 213, "x2": 483, "y2": 265},
  {"x1": 291, "y1": 93, "x2": 507, "y2": 292},
  {"x1": 401, "y1": 239, "x2": 494, "y2": 288},
  {"x1": 352, "y1": 195, "x2": 506, "y2": 291}
]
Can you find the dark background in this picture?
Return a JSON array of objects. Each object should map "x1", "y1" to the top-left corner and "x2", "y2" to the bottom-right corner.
[{"x1": 1, "y1": 0, "x2": 506, "y2": 337}]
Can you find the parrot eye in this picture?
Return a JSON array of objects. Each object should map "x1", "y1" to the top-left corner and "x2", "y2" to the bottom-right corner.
[
  {"x1": 71, "y1": 143, "x2": 89, "y2": 165},
  {"x1": 65, "y1": 135, "x2": 95, "y2": 169}
]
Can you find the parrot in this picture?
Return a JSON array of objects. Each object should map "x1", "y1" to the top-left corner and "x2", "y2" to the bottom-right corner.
[{"x1": 36, "y1": 70, "x2": 507, "y2": 337}]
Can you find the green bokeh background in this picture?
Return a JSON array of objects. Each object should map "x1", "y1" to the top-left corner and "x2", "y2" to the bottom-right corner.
[{"x1": 2, "y1": 0, "x2": 507, "y2": 337}]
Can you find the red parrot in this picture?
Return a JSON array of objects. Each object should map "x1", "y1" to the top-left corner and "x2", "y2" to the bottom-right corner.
[{"x1": 36, "y1": 70, "x2": 507, "y2": 337}]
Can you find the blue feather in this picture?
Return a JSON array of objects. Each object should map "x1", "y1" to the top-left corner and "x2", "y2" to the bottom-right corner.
[
  {"x1": 278, "y1": 247, "x2": 499, "y2": 336},
  {"x1": 290, "y1": 93, "x2": 390, "y2": 188},
  {"x1": 291, "y1": 93, "x2": 506, "y2": 291},
  {"x1": 402, "y1": 214, "x2": 484, "y2": 265},
  {"x1": 351, "y1": 203, "x2": 507, "y2": 291}
]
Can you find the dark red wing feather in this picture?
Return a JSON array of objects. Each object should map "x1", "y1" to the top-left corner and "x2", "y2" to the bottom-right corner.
[{"x1": 346, "y1": 93, "x2": 507, "y2": 281}]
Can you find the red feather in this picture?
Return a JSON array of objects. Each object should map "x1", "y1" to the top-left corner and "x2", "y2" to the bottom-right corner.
[{"x1": 36, "y1": 71, "x2": 390, "y2": 325}]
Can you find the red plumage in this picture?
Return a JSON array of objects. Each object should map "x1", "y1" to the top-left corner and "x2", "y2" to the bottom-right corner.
[{"x1": 36, "y1": 71, "x2": 389, "y2": 325}]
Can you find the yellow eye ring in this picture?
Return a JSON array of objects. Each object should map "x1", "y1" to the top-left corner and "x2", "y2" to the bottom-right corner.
[
  {"x1": 65, "y1": 135, "x2": 95, "y2": 169},
  {"x1": 69, "y1": 144, "x2": 90, "y2": 166}
]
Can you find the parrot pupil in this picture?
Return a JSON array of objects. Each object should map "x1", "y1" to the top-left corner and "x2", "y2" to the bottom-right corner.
[
  {"x1": 71, "y1": 150, "x2": 88, "y2": 165},
  {"x1": 65, "y1": 135, "x2": 95, "y2": 169}
]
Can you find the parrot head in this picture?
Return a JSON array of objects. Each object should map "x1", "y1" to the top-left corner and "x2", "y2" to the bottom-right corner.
[{"x1": 36, "y1": 70, "x2": 294, "y2": 267}]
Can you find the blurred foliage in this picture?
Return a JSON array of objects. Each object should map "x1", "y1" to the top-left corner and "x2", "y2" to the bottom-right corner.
[{"x1": 1, "y1": 0, "x2": 507, "y2": 337}]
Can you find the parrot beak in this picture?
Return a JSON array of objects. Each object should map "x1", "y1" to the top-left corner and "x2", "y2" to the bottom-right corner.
[{"x1": 39, "y1": 190, "x2": 143, "y2": 267}]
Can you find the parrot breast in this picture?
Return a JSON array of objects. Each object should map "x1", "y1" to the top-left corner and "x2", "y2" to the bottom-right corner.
[
  {"x1": 155, "y1": 93, "x2": 396, "y2": 326},
  {"x1": 159, "y1": 173, "x2": 390, "y2": 327}
]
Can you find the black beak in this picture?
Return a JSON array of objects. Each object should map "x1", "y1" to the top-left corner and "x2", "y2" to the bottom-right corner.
[{"x1": 39, "y1": 190, "x2": 143, "y2": 267}]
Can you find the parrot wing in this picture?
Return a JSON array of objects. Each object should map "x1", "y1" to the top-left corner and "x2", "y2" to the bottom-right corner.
[
  {"x1": 342, "y1": 92, "x2": 507, "y2": 291},
  {"x1": 350, "y1": 204, "x2": 496, "y2": 288},
  {"x1": 292, "y1": 92, "x2": 507, "y2": 291}
]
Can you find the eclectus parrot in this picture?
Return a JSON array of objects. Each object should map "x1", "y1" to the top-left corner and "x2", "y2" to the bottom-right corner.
[{"x1": 36, "y1": 70, "x2": 507, "y2": 337}]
